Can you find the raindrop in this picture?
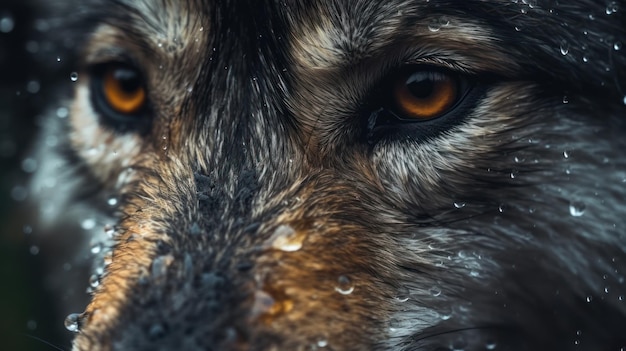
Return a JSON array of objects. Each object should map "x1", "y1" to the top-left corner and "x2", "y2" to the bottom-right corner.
[
  {"x1": 453, "y1": 202, "x2": 466, "y2": 209},
  {"x1": 269, "y1": 224, "x2": 304, "y2": 252},
  {"x1": 429, "y1": 286, "x2": 442, "y2": 297},
  {"x1": 64, "y1": 313, "x2": 81, "y2": 332},
  {"x1": 619, "y1": 295, "x2": 624, "y2": 301},
  {"x1": 89, "y1": 274, "x2": 100, "y2": 288},
  {"x1": 11, "y1": 185, "x2": 28, "y2": 201},
  {"x1": 29, "y1": 245, "x2": 39, "y2": 255},
  {"x1": 0, "y1": 12, "x2": 15, "y2": 33},
  {"x1": 563, "y1": 150, "x2": 569, "y2": 158},
  {"x1": 439, "y1": 16, "x2": 450, "y2": 27},
  {"x1": 81, "y1": 218, "x2": 96, "y2": 230},
  {"x1": 615, "y1": 42, "x2": 622, "y2": 50},
  {"x1": 569, "y1": 201, "x2": 586, "y2": 217},
  {"x1": 56, "y1": 107, "x2": 69, "y2": 118},
  {"x1": 562, "y1": 95, "x2": 569, "y2": 104},
  {"x1": 559, "y1": 41, "x2": 569, "y2": 55},
  {"x1": 582, "y1": 55, "x2": 589, "y2": 63},
  {"x1": 70, "y1": 72, "x2": 78, "y2": 82},
  {"x1": 585, "y1": 295, "x2": 593, "y2": 303},
  {"x1": 335, "y1": 275, "x2": 354, "y2": 295},
  {"x1": 394, "y1": 286, "x2": 410, "y2": 302},
  {"x1": 90, "y1": 242, "x2": 102, "y2": 254},
  {"x1": 26, "y1": 80, "x2": 40, "y2": 94},
  {"x1": 428, "y1": 19, "x2": 441, "y2": 32},
  {"x1": 56, "y1": 56, "x2": 61, "y2": 62},
  {"x1": 21, "y1": 158, "x2": 38, "y2": 173},
  {"x1": 316, "y1": 338, "x2": 328, "y2": 348},
  {"x1": 605, "y1": 1, "x2": 618, "y2": 14},
  {"x1": 623, "y1": 96, "x2": 626, "y2": 105}
]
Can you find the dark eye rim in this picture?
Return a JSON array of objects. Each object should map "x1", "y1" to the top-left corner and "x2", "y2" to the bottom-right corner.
[
  {"x1": 362, "y1": 65, "x2": 486, "y2": 144},
  {"x1": 89, "y1": 62, "x2": 152, "y2": 134}
]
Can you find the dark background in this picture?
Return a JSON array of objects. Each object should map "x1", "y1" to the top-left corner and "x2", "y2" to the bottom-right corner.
[{"x1": 0, "y1": 0, "x2": 72, "y2": 349}]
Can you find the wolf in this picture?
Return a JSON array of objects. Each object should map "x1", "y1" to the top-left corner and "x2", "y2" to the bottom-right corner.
[{"x1": 26, "y1": 0, "x2": 626, "y2": 350}]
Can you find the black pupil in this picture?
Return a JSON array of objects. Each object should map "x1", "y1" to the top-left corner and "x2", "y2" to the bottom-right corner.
[
  {"x1": 113, "y1": 68, "x2": 141, "y2": 93},
  {"x1": 405, "y1": 72, "x2": 441, "y2": 99}
]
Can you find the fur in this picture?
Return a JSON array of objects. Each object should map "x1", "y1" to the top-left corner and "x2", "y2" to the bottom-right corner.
[{"x1": 27, "y1": 0, "x2": 626, "y2": 350}]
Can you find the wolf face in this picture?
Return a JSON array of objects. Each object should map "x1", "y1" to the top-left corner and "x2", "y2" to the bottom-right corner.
[{"x1": 28, "y1": 0, "x2": 626, "y2": 350}]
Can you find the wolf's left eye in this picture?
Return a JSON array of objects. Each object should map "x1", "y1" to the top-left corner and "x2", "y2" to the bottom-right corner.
[{"x1": 90, "y1": 63, "x2": 150, "y2": 133}]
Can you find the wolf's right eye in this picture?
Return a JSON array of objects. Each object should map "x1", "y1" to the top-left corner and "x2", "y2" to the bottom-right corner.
[{"x1": 90, "y1": 63, "x2": 150, "y2": 133}]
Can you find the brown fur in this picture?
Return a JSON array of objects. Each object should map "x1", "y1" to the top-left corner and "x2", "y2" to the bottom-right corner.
[{"x1": 26, "y1": 0, "x2": 626, "y2": 350}]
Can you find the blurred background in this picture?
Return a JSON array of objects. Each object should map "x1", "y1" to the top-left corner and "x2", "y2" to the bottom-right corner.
[{"x1": 0, "y1": 0, "x2": 73, "y2": 349}]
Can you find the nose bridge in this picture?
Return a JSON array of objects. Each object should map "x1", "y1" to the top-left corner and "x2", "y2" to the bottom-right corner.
[{"x1": 73, "y1": 165, "x2": 393, "y2": 350}]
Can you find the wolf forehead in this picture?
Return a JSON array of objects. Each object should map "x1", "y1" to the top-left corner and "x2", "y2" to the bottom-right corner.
[{"x1": 45, "y1": 0, "x2": 626, "y2": 350}]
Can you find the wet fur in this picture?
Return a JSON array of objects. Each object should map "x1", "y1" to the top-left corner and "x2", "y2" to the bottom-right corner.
[{"x1": 29, "y1": 0, "x2": 626, "y2": 350}]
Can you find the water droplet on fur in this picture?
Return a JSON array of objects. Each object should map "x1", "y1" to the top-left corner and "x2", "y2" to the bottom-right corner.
[
  {"x1": 562, "y1": 95, "x2": 569, "y2": 104},
  {"x1": 428, "y1": 19, "x2": 441, "y2": 32},
  {"x1": 316, "y1": 338, "x2": 328, "y2": 348},
  {"x1": 90, "y1": 242, "x2": 102, "y2": 254},
  {"x1": 56, "y1": 106, "x2": 69, "y2": 118},
  {"x1": 623, "y1": 96, "x2": 626, "y2": 105},
  {"x1": 569, "y1": 201, "x2": 586, "y2": 217},
  {"x1": 0, "y1": 12, "x2": 15, "y2": 33},
  {"x1": 485, "y1": 341, "x2": 497, "y2": 350},
  {"x1": 618, "y1": 295, "x2": 624, "y2": 301},
  {"x1": 335, "y1": 275, "x2": 354, "y2": 295},
  {"x1": 107, "y1": 197, "x2": 118, "y2": 206},
  {"x1": 585, "y1": 295, "x2": 593, "y2": 302},
  {"x1": 582, "y1": 55, "x2": 589, "y2": 62},
  {"x1": 394, "y1": 286, "x2": 410, "y2": 302},
  {"x1": 29, "y1": 245, "x2": 39, "y2": 255},
  {"x1": 89, "y1": 274, "x2": 100, "y2": 288},
  {"x1": 559, "y1": 41, "x2": 569, "y2": 55},
  {"x1": 429, "y1": 286, "x2": 442, "y2": 297},
  {"x1": 11, "y1": 185, "x2": 28, "y2": 201},
  {"x1": 26, "y1": 80, "x2": 40, "y2": 94},
  {"x1": 454, "y1": 202, "x2": 466, "y2": 209},
  {"x1": 81, "y1": 218, "x2": 96, "y2": 230},
  {"x1": 21, "y1": 158, "x2": 38, "y2": 173},
  {"x1": 614, "y1": 42, "x2": 622, "y2": 50},
  {"x1": 269, "y1": 224, "x2": 304, "y2": 252},
  {"x1": 70, "y1": 72, "x2": 78, "y2": 82},
  {"x1": 605, "y1": 1, "x2": 618, "y2": 14},
  {"x1": 64, "y1": 313, "x2": 81, "y2": 332}
]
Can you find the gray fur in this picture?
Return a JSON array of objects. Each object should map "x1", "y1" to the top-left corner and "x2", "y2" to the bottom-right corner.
[{"x1": 28, "y1": 0, "x2": 626, "y2": 350}]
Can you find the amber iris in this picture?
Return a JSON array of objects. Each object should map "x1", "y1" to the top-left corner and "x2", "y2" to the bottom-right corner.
[
  {"x1": 393, "y1": 71, "x2": 457, "y2": 120},
  {"x1": 102, "y1": 66, "x2": 146, "y2": 115}
]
